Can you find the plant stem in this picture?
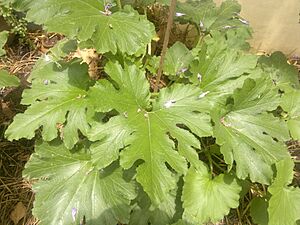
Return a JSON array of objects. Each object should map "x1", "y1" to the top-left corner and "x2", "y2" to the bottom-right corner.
[
  {"x1": 116, "y1": 0, "x2": 122, "y2": 10},
  {"x1": 205, "y1": 151, "x2": 214, "y2": 175},
  {"x1": 153, "y1": 0, "x2": 177, "y2": 93}
]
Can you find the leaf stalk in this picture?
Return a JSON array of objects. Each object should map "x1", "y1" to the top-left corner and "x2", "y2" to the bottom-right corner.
[{"x1": 153, "y1": 0, "x2": 177, "y2": 93}]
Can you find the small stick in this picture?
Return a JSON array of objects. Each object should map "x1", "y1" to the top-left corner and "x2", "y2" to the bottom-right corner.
[{"x1": 153, "y1": 0, "x2": 177, "y2": 93}]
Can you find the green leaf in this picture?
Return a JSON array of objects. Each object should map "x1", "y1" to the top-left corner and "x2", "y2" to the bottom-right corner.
[
  {"x1": 222, "y1": 27, "x2": 252, "y2": 50},
  {"x1": 268, "y1": 159, "x2": 300, "y2": 225},
  {"x1": 0, "y1": 0, "x2": 29, "y2": 9},
  {"x1": 22, "y1": 0, "x2": 155, "y2": 54},
  {"x1": 0, "y1": 69, "x2": 20, "y2": 88},
  {"x1": 23, "y1": 141, "x2": 136, "y2": 225},
  {"x1": 88, "y1": 61, "x2": 212, "y2": 205},
  {"x1": 171, "y1": 219, "x2": 192, "y2": 225},
  {"x1": 163, "y1": 42, "x2": 193, "y2": 76},
  {"x1": 5, "y1": 59, "x2": 91, "y2": 149},
  {"x1": 177, "y1": 0, "x2": 245, "y2": 32},
  {"x1": 281, "y1": 88, "x2": 300, "y2": 140},
  {"x1": 48, "y1": 38, "x2": 77, "y2": 62},
  {"x1": 121, "y1": 0, "x2": 156, "y2": 8},
  {"x1": 230, "y1": 78, "x2": 281, "y2": 114},
  {"x1": 88, "y1": 115, "x2": 133, "y2": 169},
  {"x1": 129, "y1": 187, "x2": 177, "y2": 225},
  {"x1": 120, "y1": 85, "x2": 212, "y2": 205},
  {"x1": 88, "y1": 60, "x2": 151, "y2": 115},
  {"x1": 287, "y1": 119, "x2": 300, "y2": 140},
  {"x1": 182, "y1": 164, "x2": 241, "y2": 224},
  {"x1": 190, "y1": 32, "x2": 258, "y2": 108},
  {"x1": 259, "y1": 51, "x2": 300, "y2": 89},
  {"x1": 214, "y1": 78, "x2": 290, "y2": 184},
  {"x1": 0, "y1": 31, "x2": 9, "y2": 56},
  {"x1": 250, "y1": 197, "x2": 268, "y2": 225}
]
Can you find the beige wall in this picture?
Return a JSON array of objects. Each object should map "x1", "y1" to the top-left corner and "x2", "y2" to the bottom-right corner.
[{"x1": 215, "y1": 0, "x2": 300, "y2": 56}]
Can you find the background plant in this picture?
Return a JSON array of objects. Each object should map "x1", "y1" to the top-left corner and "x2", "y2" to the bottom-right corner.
[
  {"x1": 0, "y1": 1, "x2": 28, "y2": 40},
  {"x1": 1, "y1": 0, "x2": 300, "y2": 224}
]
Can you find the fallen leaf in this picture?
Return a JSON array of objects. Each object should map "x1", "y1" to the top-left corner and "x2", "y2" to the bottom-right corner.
[
  {"x1": 72, "y1": 48, "x2": 99, "y2": 79},
  {"x1": 10, "y1": 202, "x2": 26, "y2": 225},
  {"x1": 1, "y1": 100, "x2": 14, "y2": 119}
]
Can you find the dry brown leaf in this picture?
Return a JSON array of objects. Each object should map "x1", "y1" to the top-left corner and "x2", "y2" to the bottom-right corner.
[
  {"x1": 1, "y1": 100, "x2": 14, "y2": 119},
  {"x1": 72, "y1": 48, "x2": 99, "y2": 80},
  {"x1": 10, "y1": 202, "x2": 26, "y2": 225}
]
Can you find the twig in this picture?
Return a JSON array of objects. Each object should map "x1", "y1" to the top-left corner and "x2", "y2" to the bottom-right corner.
[{"x1": 153, "y1": 0, "x2": 177, "y2": 93}]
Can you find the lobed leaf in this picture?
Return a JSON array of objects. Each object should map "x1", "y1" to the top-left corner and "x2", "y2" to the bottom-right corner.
[
  {"x1": 281, "y1": 88, "x2": 300, "y2": 140},
  {"x1": 176, "y1": 0, "x2": 245, "y2": 32},
  {"x1": 88, "y1": 60, "x2": 151, "y2": 115},
  {"x1": 88, "y1": 61, "x2": 212, "y2": 205},
  {"x1": 20, "y1": 0, "x2": 155, "y2": 54},
  {"x1": 268, "y1": 159, "x2": 300, "y2": 225},
  {"x1": 182, "y1": 164, "x2": 241, "y2": 224},
  {"x1": 6, "y1": 58, "x2": 91, "y2": 149},
  {"x1": 214, "y1": 78, "x2": 290, "y2": 184},
  {"x1": 23, "y1": 142, "x2": 136, "y2": 225},
  {"x1": 259, "y1": 52, "x2": 300, "y2": 90},
  {"x1": 190, "y1": 31, "x2": 258, "y2": 108}
]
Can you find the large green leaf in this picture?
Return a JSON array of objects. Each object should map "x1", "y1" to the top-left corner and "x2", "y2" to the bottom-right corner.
[
  {"x1": 182, "y1": 164, "x2": 241, "y2": 224},
  {"x1": 267, "y1": 159, "x2": 300, "y2": 225},
  {"x1": 176, "y1": 0, "x2": 246, "y2": 32},
  {"x1": 87, "y1": 61, "x2": 212, "y2": 205},
  {"x1": 0, "y1": 31, "x2": 9, "y2": 56},
  {"x1": 259, "y1": 52, "x2": 300, "y2": 89},
  {"x1": 190, "y1": 31, "x2": 257, "y2": 108},
  {"x1": 214, "y1": 78, "x2": 290, "y2": 184},
  {"x1": 0, "y1": 69, "x2": 19, "y2": 88},
  {"x1": 6, "y1": 58, "x2": 91, "y2": 149},
  {"x1": 23, "y1": 141, "x2": 136, "y2": 225},
  {"x1": 21, "y1": 0, "x2": 155, "y2": 54}
]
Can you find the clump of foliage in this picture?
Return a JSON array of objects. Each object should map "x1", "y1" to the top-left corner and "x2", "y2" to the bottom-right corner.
[
  {"x1": 2, "y1": 0, "x2": 300, "y2": 224},
  {"x1": 0, "y1": 0, "x2": 30, "y2": 57},
  {"x1": 0, "y1": 1, "x2": 28, "y2": 38}
]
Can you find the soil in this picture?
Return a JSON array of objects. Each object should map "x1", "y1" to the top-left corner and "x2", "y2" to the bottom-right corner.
[{"x1": 0, "y1": 17, "x2": 300, "y2": 225}]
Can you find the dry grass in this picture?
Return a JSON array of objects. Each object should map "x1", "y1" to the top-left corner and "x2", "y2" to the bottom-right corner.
[{"x1": 0, "y1": 140, "x2": 35, "y2": 225}]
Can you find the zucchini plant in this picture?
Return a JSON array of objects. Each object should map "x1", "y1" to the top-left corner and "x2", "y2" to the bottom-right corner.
[{"x1": 2, "y1": 0, "x2": 300, "y2": 224}]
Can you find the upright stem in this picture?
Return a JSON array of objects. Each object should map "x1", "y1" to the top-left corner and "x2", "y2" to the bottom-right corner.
[
  {"x1": 116, "y1": 0, "x2": 122, "y2": 10},
  {"x1": 153, "y1": 0, "x2": 177, "y2": 93}
]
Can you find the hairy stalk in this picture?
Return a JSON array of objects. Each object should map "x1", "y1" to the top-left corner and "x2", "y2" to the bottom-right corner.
[{"x1": 153, "y1": 0, "x2": 177, "y2": 93}]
